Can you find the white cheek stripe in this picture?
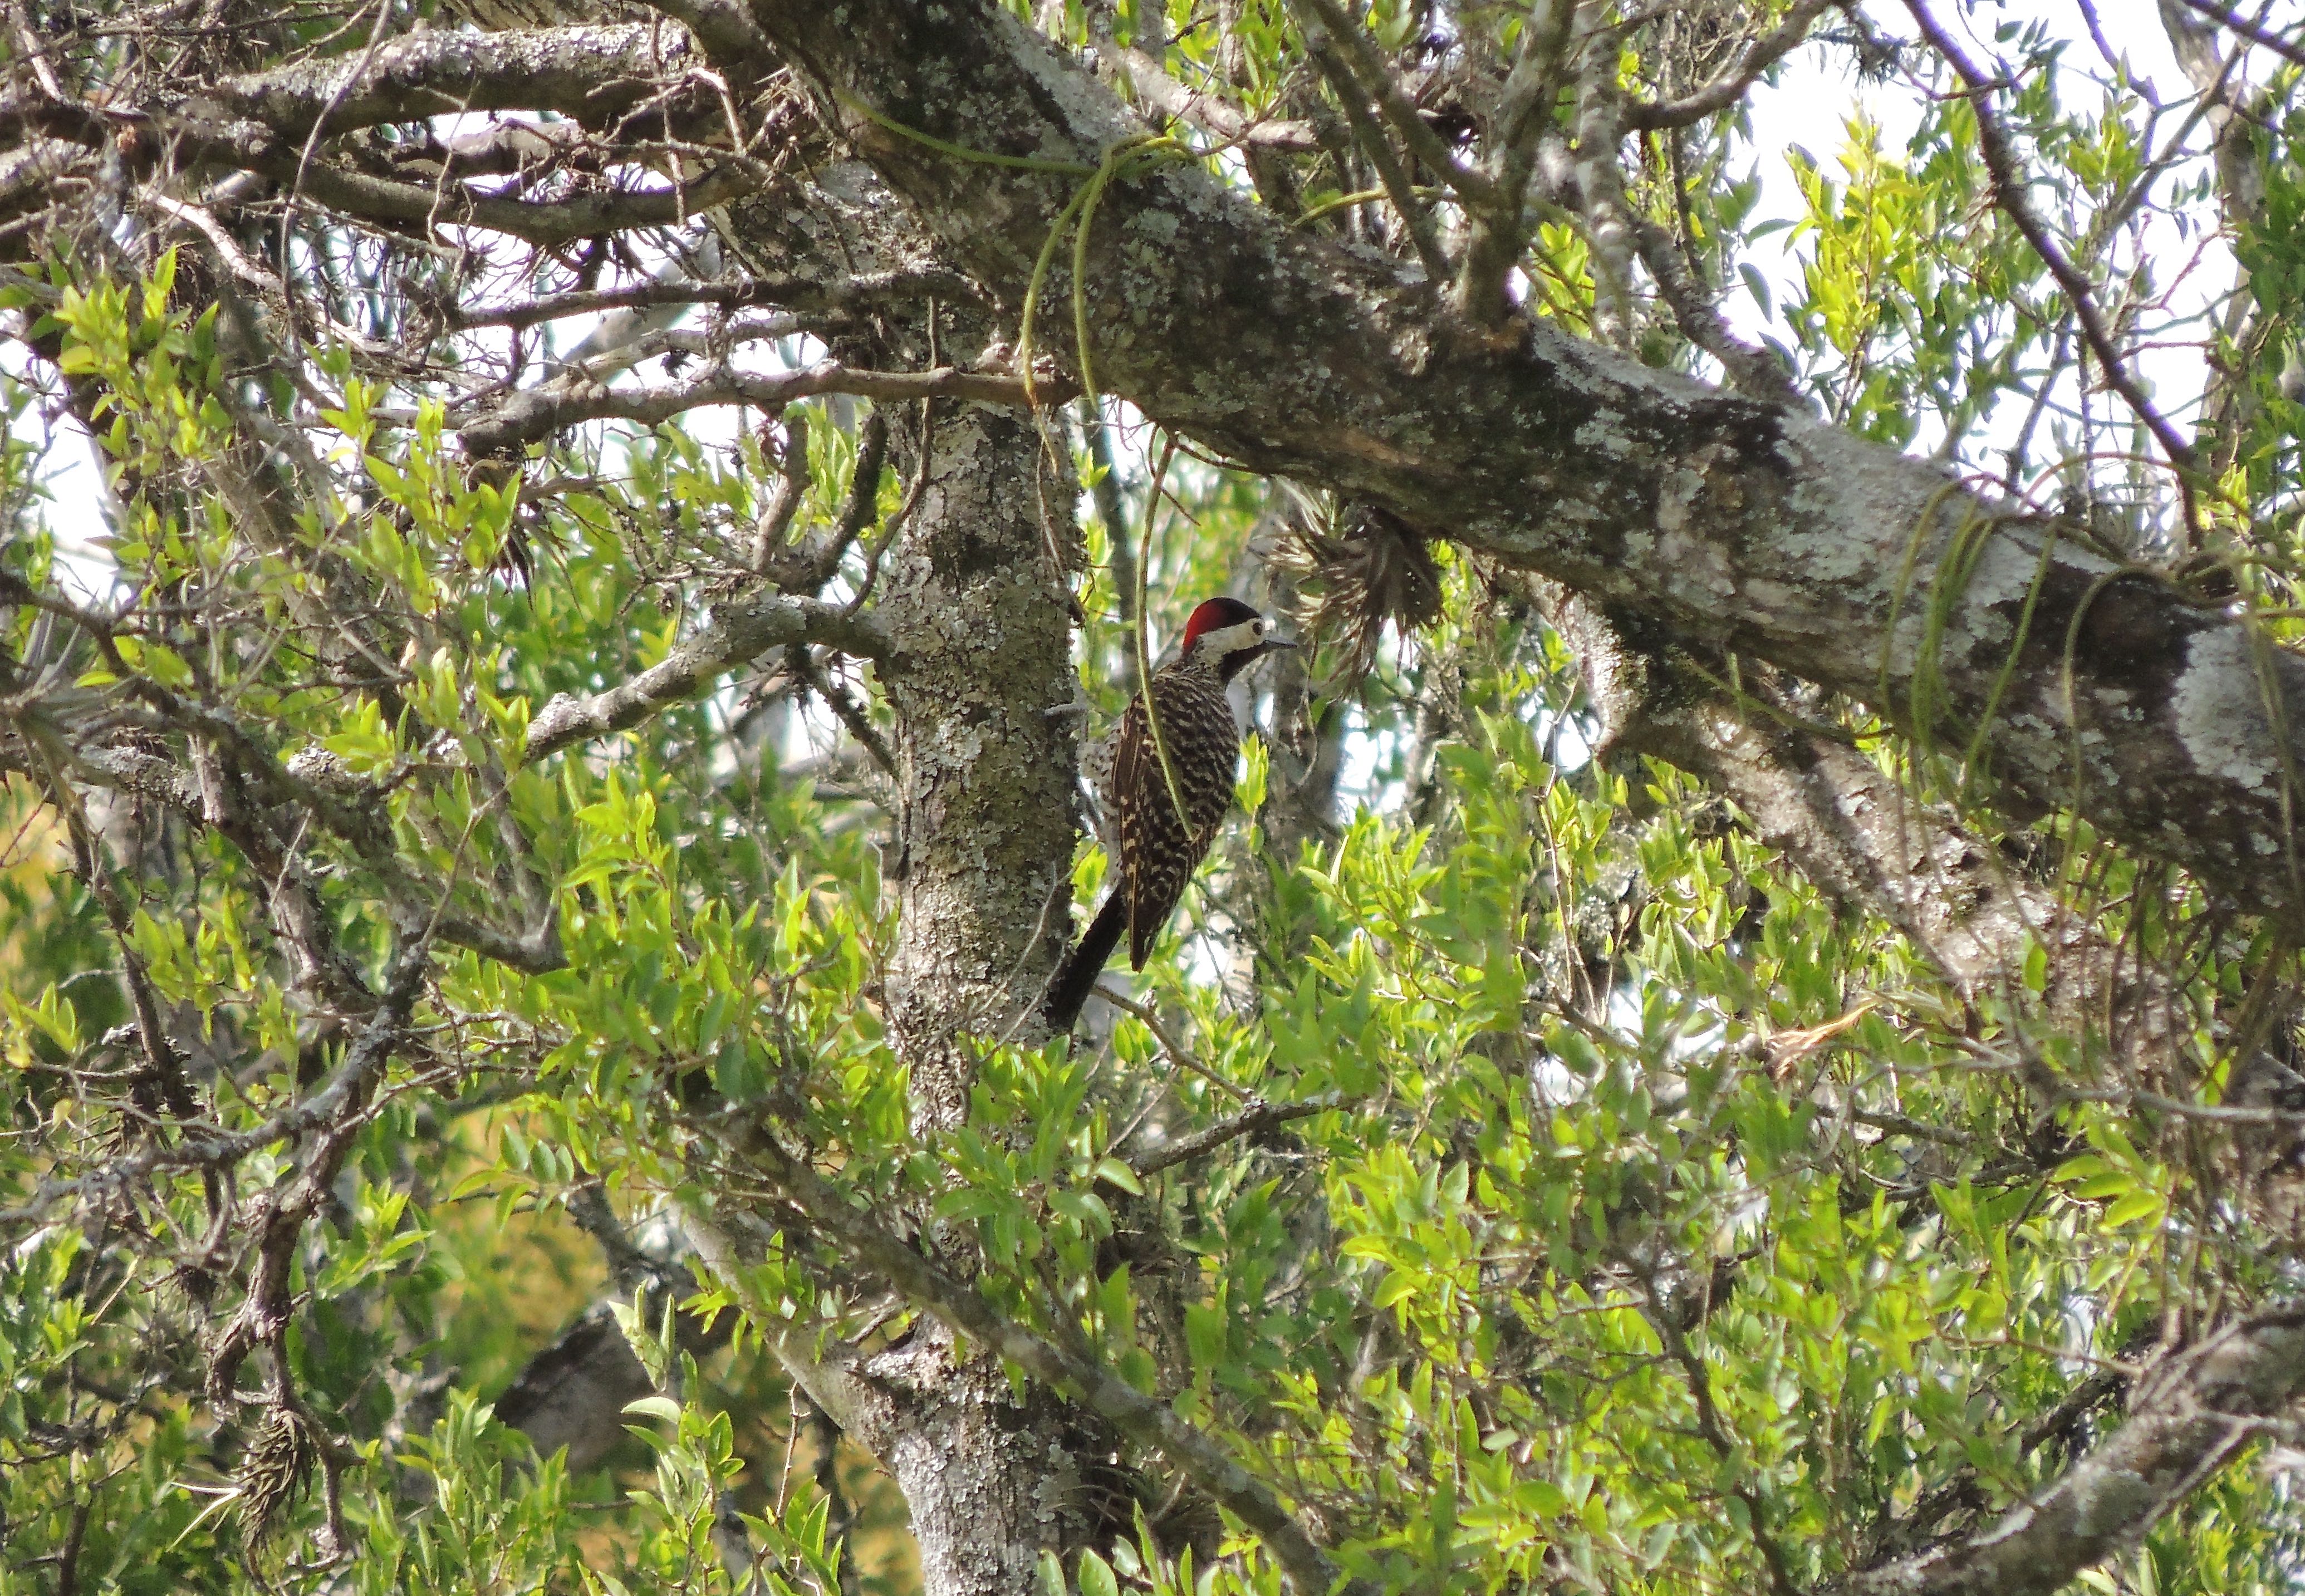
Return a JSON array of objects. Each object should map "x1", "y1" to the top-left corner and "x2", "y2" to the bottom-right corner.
[{"x1": 1193, "y1": 620, "x2": 1263, "y2": 656}]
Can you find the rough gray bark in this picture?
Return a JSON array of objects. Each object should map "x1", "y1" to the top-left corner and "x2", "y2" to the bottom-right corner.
[
  {"x1": 196, "y1": 23, "x2": 682, "y2": 134},
  {"x1": 1548, "y1": 590, "x2": 2176, "y2": 1058},
  {"x1": 868, "y1": 1347, "x2": 1082, "y2": 1596},
  {"x1": 756, "y1": 387, "x2": 1104, "y2": 1596},
  {"x1": 16, "y1": 2, "x2": 2302, "y2": 1588},
  {"x1": 729, "y1": 0, "x2": 2305, "y2": 926},
  {"x1": 852, "y1": 328, "x2": 1102, "y2": 1587},
  {"x1": 875, "y1": 396, "x2": 1079, "y2": 1119}
]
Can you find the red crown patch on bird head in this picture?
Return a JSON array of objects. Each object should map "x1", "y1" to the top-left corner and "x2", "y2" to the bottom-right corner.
[
  {"x1": 1181, "y1": 596, "x2": 1264, "y2": 651},
  {"x1": 1179, "y1": 597, "x2": 1295, "y2": 681}
]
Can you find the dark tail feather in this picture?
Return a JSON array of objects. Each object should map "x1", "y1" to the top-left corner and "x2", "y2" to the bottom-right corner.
[{"x1": 1043, "y1": 891, "x2": 1128, "y2": 1032}]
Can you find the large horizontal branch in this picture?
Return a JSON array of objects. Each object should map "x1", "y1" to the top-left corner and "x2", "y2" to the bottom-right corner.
[
  {"x1": 446, "y1": 266, "x2": 980, "y2": 331},
  {"x1": 738, "y1": 1133, "x2": 1368, "y2": 1596},
  {"x1": 0, "y1": 94, "x2": 762, "y2": 247},
  {"x1": 278, "y1": 153, "x2": 764, "y2": 245},
  {"x1": 196, "y1": 23, "x2": 684, "y2": 137},
  {"x1": 523, "y1": 592, "x2": 889, "y2": 764},
  {"x1": 1847, "y1": 1307, "x2": 2305, "y2": 1596},
  {"x1": 727, "y1": 0, "x2": 2305, "y2": 924},
  {"x1": 455, "y1": 359, "x2": 1067, "y2": 456}
]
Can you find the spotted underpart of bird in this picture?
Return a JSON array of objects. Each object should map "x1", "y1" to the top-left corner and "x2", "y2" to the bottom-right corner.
[{"x1": 1043, "y1": 597, "x2": 1294, "y2": 1031}]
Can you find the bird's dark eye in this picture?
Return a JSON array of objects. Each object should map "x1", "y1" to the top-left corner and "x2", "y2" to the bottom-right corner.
[{"x1": 1253, "y1": 619, "x2": 1266, "y2": 633}]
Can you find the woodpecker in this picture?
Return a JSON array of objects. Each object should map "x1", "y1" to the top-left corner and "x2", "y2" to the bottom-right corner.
[{"x1": 1043, "y1": 597, "x2": 1294, "y2": 1031}]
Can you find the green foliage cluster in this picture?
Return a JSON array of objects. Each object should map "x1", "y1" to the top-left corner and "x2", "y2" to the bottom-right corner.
[{"x1": 5, "y1": 2, "x2": 2305, "y2": 1595}]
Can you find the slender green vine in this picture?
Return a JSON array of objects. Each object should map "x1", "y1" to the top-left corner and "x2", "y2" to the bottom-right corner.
[
  {"x1": 1135, "y1": 435, "x2": 1191, "y2": 829},
  {"x1": 831, "y1": 91, "x2": 1203, "y2": 838}
]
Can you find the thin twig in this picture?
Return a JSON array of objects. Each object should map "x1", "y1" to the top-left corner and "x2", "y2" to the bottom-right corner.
[
  {"x1": 788, "y1": 645, "x2": 898, "y2": 778},
  {"x1": 1132, "y1": 1091, "x2": 1346, "y2": 1175},
  {"x1": 2178, "y1": 0, "x2": 2305, "y2": 69},
  {"x1": 1089, "y1": 985, "x2": 1250, "y2": 1102},
  {"x1": 1900, "y1": 0, "x2": 2200, "y2": 508},
  {"x1": 1624, "y1": 0, "x2": 1835, "y2": 129}
]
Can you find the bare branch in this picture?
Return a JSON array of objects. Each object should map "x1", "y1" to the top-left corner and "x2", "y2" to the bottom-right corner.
[
  {"x1": 1534, "y1": 97, "x2": 1798, "y2": 399},
  {"x1": 1847, "y1": 1308, "x2": 2305, "y2": 1596},
  {"x1": 1094, "y1": 41, "x2": 1320, "y2": 152},
  {"x1": 0, "y1": 96, "x2": 766, "y2": 245},
  {"x1": 787, "y1": 645, "x2": 897, "y2": 778},
  {"x1": 522, "y1": 592, "x2": 890, "y2": 764},
  {"x1": 1900, "y1": 0, "x2": 2199, "y2": 489},
  {"x1": 2176, "y1": 0, "x2": 2305, "y2": 70},
  {"x1": 1130, "y1": 1091, "x2": 1345, "y2": 1176},
  {"x1": 288, "y1": 156, "x2": 766, "y2": 245},
  {"x1": 1624, "y1": 203, "x2": 1801, "y2": 403},
  {"x1": 447, "y1": 267, "x2": 980, "y2": 332},
  {"x1": 1624, "y1": 0, "x2": 1836, "y2": 130},
  {"x1": 681, "y1": 1205, "x2": 889, "y2": 1448},
  {"x1": 454, "y1": 359, "x2": 1066, "y2": 456},
  {"x1": 198, "y1": 23, "x2": 684, "y2": 137},
  {"x1": 625, "y1": 0, "x2": 774, "y2": 68},
  {"x1": 751, "y1": 419, "x2": 815, "y2": 574}
]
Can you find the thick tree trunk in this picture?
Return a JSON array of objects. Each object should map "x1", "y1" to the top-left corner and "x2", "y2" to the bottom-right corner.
[
  {"x1": 876, "y1": 397, "x2": 1078, "y2": 1119},
  {"x1": 870, "y1": 1345, "x2": 1092, "y2": 1595},
  {"x1": 851, "y1": 389, "x2": 1094, "y2": 1592},
  {"x1": 715, "y1": 150, "x2": 1105, "y2": 1584}
]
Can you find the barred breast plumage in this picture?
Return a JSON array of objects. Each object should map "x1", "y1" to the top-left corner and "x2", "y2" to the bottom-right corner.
[{"x1": 1110, "y1": 655, "x2": 1240, "y2": 968}]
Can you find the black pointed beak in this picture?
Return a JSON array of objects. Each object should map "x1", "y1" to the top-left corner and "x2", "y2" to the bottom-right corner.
[{"x1": 1254, "y1": 637, "x2": 1297, "y2": 660}]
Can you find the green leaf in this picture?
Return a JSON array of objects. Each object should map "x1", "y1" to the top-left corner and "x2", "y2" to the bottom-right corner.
[
  {"x1": 1093, "y1": 1156, "x2": 1144, "y2": 1195},
  {"x1": 1076, "y1": 1550, "x2": 1120, "y2": 1596}
]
